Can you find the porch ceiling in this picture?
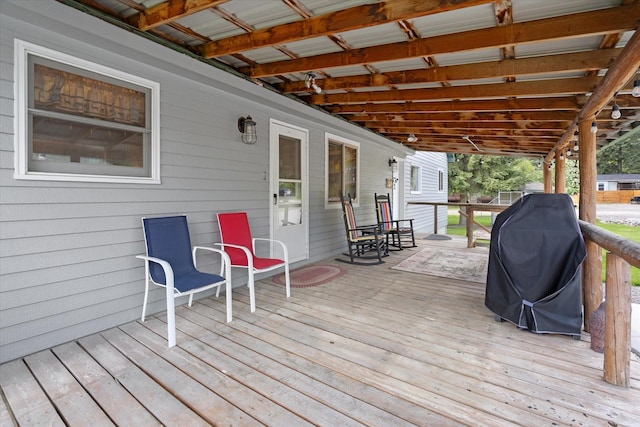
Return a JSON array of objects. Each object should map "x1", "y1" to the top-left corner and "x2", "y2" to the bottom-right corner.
[{"x1": 61, "y1": 0, "x2": 640, "y2": 158}]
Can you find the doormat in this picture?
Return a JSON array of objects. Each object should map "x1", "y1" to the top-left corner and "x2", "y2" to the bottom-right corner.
[
  {"x1": 272, "y1": 264, "x2": 347, "y2": 288},
  {"x1": 392, "y1": 248, "x2": 488, "y2": 283}
]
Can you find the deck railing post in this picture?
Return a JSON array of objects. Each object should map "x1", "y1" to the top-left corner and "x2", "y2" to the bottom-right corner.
[
  {"x1": 603, "y1": 252, "x2": 631, "y2": 388},
  {"x1": 583, "y1": 239, "x2": 603, "y2": 332}
]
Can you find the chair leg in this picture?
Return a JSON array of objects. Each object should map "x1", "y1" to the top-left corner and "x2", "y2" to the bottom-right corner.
[
  {"x1": 248, "y1": 270, "x2": 256, "y2": 313},
  {"x1": 188, "y1": 293, "x2": 194, "y2": 307},
  {"x1": 225, "y1": 280, "x2": 232, "y2": 323},
  {"x1": 141, "y1": 276, "x2": 150, "y2": 322},
  {"x1": 166, "y1": 286, "x2": 177, "y2": 348},
  {"x1": 284, "y1": 264, "x2": 291, "y2": 298}
]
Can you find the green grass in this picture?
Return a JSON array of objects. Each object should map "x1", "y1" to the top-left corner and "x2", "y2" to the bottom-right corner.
[{"x1": 447, "y1": 214, "x2": 640, "y2": 286}]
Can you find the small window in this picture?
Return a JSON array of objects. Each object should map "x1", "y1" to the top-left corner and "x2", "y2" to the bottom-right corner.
[
  {"x1": 438, "y1": 169, "x2": 445, "y2": 192},
  {"x1": 597, "y1": 183, "x2": 605, "y2": 191},
  {"x1": 410, "y1": 165, "x2": 422, "y2": 194},
  {"x1": 325, "y1": 133, "x2": 359, "y2": 207},
  {"x1": 14, "y1": 40, "x2": 160, "y2": 183}
]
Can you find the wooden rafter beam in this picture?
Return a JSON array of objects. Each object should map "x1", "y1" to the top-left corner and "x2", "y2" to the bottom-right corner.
[
  {"x1": 240, "y1": 5, "x2": 640, "y2": 77},
  {"x1": 363, "y1": 120, "x2": 571, "y2": 130},
  {"x1": 377, "y1": 128, "x2": 562, "y2": 138},
  {"x1": 326, "y1": 97, "x2": 582, "y2": 114},
  {"x1": 278, "y1": 49, "x2": 621, "y2": 93},
  {"x1": 311, "y1": 77, "x2": 601, "y2": 105},
  {"x1": 127, "y1": 0, "x2": 228, "y2": 31},
  {"x1": 546, "y1": 24, "x2": 640, "y2": 161},
  {"x1": 347, "y1": 111, "x2": 579, "y2": 122},
  {"x1": 200, "y1": 0, "x2": 493, "y2": 58}
]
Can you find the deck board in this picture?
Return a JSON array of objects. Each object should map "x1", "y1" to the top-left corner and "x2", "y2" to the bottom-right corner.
[{"x1": 1, "y1": 237, "x2": 639, "y2": 426}]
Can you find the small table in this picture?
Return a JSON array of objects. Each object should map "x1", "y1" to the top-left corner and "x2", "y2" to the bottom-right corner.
[{"x1": 408, "y1": 201, "x2": 510, "y2": 248}]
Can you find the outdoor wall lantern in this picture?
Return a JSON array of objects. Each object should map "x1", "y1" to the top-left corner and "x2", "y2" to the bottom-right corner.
[
  {"x1": 389, "y1": 158, "x2": 398, "y2": 174},
  {"x1": 590, "y1": 121, "x2": 598, "y2": 134},
  {"x1": 238, "y1": 115, "x2": 257, "y2": 144},
  {"x1": 406, "y1": 133, "x2": 418, "y2": 143}
]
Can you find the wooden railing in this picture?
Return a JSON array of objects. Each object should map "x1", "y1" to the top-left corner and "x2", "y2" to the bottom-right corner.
[{"x1": 578, "y1": 220, "x2": 640, "y2": 387}]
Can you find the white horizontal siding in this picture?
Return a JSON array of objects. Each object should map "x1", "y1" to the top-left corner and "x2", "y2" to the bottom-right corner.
[
  {"x1": 403, "y1": 152, "x2": 449, "y2": 234},
  {"x1": 0, "y1": 0, "x2": 433, "y2": 363}
]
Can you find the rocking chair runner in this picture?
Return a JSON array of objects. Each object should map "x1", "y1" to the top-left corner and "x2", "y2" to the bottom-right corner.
[
  {"x1": 216, "y1": 212, "x2": 290, "y2": 313},
  {"x1": 137, "y1": 215, "x2": 232, "y2": 348},
  {"x1": 375, "y1": 193, "x2": 416, "y2": 249},
  {"x1": 339, "y1": 194, "x2": 387, "y2": 264}
]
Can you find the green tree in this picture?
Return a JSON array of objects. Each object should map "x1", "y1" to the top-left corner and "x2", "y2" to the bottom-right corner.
[
  {"x1": 448, "y1": 154, "x2": 542, "y2": 202},
  {"x1": 597, "y1": 133, "x2": 640, "y2": 174}
]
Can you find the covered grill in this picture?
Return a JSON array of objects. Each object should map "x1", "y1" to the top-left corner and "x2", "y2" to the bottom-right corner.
[{"x1": 485, "y1": 194, "x2": 586, "y2": 337}]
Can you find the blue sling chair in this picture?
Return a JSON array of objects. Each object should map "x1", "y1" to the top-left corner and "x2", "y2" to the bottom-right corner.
[{"x1": 137, "y1": 215, "x2": 232, "y2": 347}]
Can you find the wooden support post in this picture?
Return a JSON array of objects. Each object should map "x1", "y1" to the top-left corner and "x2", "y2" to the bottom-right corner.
[
  {"x1": 579, "y1": 119, "x2": 602, "y2": 331},
  {"x1": 603, "y1": 253, "x2": 631, "y2": 387},
  {"x1": 555, "y1": 150, "x2": 566, "y2": 194},
  {"x1": 543, "y1": 162, "x2": 553, "y2": 193},
  {"x1": 433, "y1": 205, "x2": 438, "y2": 234},
  {"x1": 466, "y1": 208, "x2": 475, "y2": 248}
]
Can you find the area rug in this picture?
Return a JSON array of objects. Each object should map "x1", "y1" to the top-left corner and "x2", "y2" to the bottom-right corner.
[
  {"x1": 272, "y1": 264, "x2": 347, "y2": 288},
  {"x1": 392, "y1": 248, "x2": 489, "y2": 283}
]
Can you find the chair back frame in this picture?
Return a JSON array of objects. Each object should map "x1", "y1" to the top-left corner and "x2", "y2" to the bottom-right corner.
[
  {"x1": 339, "y1": 194, "x2": 387, "y2": 264},
  {"x1": 217, "y1": 212, "x2": 290, "y2": 313},
  {"x1": 137, "y1": 215, "x2": 232, "y2": 347}
]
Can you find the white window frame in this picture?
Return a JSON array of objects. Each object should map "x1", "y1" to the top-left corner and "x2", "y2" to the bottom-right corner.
[
  {"x1": 14, "y1": 39, "x2": 161, "y2": 184},
  {"x1": 410, "y1": 164, "x2": 422, "y2": 195},
  {"x1": 324, "y1": 133, "x2": 360, "y2": 209},
  {"x1": 438, "y1": 169, "x2": 445, "y2": 192}
]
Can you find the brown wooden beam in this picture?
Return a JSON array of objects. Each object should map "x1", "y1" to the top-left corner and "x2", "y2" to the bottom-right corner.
[
  {"x1": 279, "y1": 49, "x2": 621, "y2": 93},
  {"x1": 545, "y1": 24, "x2": 640, "y2": 162},
  {"x1": 348, "y1": 111, "x2": 578, "y2": 122},
  {"x1": 241, "y1": 5, "x2": 639, "y2": 77},
  {"x1": 327, "y1": 97, "x2": 582, "y2": 114},
  {"x1": 200, "y1": 0, "x2": 494, "y2": 58},
  {"x1": 362, "y1": 120, "x2": 571, "y2": 130},
  {"x1": 312, "y1": 77, "x2": 600, "y2": 104},
  {"x1": 127, "y1": 0, "x2": 228, "y2": 30}
]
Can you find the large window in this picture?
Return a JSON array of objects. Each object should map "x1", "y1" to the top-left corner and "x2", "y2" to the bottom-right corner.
[
  {"x1": 325, "y1": 133, "x2": 359, "y2": 208},
  {"x1": 410, "y1": 165, "x2": 422, "y2": 194},
  {"x1": 14, "y1": 40, "x2": 160, "y2": 183}
]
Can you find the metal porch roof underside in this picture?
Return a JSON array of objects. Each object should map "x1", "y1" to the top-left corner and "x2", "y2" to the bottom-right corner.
[{"x1": 61, "y1": 0, "x2": 640, "y2": 159}]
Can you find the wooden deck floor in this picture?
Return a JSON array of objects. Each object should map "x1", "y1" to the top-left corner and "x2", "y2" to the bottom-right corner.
[{"x1": 2, "y1": 237, "x2": 639, "y2": 426}]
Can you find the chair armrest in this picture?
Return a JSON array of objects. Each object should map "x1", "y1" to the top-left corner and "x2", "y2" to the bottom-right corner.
[
  {"x1": 386, "y1": 219, "x2": 414, "y2": 227},
  {"x1": 136, "y1": 254, "x2": 175, "y2": 287},
  {"x1": 214, "y1": 242, "x2": 254, "y2": 269},
  {"x1": 394, "y1": 218, "x2": 414, "y2": 224},
  {"x1": 253, "y1": 237, "x2": 289, "y2": 262},
  {"x1": 354, "y1": 224, "x2": 381, "y2": 232},
  {"x1": 193, "y1": 246, "x2": 233, "y2": 278}
]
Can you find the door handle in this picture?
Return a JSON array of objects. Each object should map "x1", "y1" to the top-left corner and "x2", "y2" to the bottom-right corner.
[{"x1": 273, "y1": 193, "x2": 277, "y2": 205}]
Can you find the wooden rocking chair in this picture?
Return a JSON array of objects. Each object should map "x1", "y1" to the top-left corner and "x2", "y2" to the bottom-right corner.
[
  {"x1": 375, "y1": 193, "x2": 417, "y2": 249},
  {"x1": 338, "y1": 194, "x2": 387, "y2": 264}
]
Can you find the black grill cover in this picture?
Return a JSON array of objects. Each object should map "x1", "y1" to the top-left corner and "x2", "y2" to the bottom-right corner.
[{"x1": 485, "y1": 194, "x2": 586, "y2": 336}]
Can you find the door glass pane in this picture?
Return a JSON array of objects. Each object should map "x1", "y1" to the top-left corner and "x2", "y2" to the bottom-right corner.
[
  {"x1": 279, "y1": 135, "x2": 300, "y2": 180},
  {"x1": 278, "y1": 135, "x2": 302, "y2": 227}
]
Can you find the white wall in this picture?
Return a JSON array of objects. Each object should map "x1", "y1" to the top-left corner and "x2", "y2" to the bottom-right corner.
[
  {"x1": 0, "y1": 0, "x2": 433, "y2": 363},
  {"x1": 403, "y1": 152, "x2": 449, "y2": 234}
]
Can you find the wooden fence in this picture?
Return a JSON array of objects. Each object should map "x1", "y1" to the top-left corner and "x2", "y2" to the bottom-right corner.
[{"x1": 596, "y1": 190, "x2": 640, "y2": 204}]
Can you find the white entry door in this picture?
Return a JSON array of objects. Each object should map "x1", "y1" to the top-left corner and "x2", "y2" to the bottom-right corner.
[{"x1": 270, "y1": 120, "x2": 309, "y2": 262}]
